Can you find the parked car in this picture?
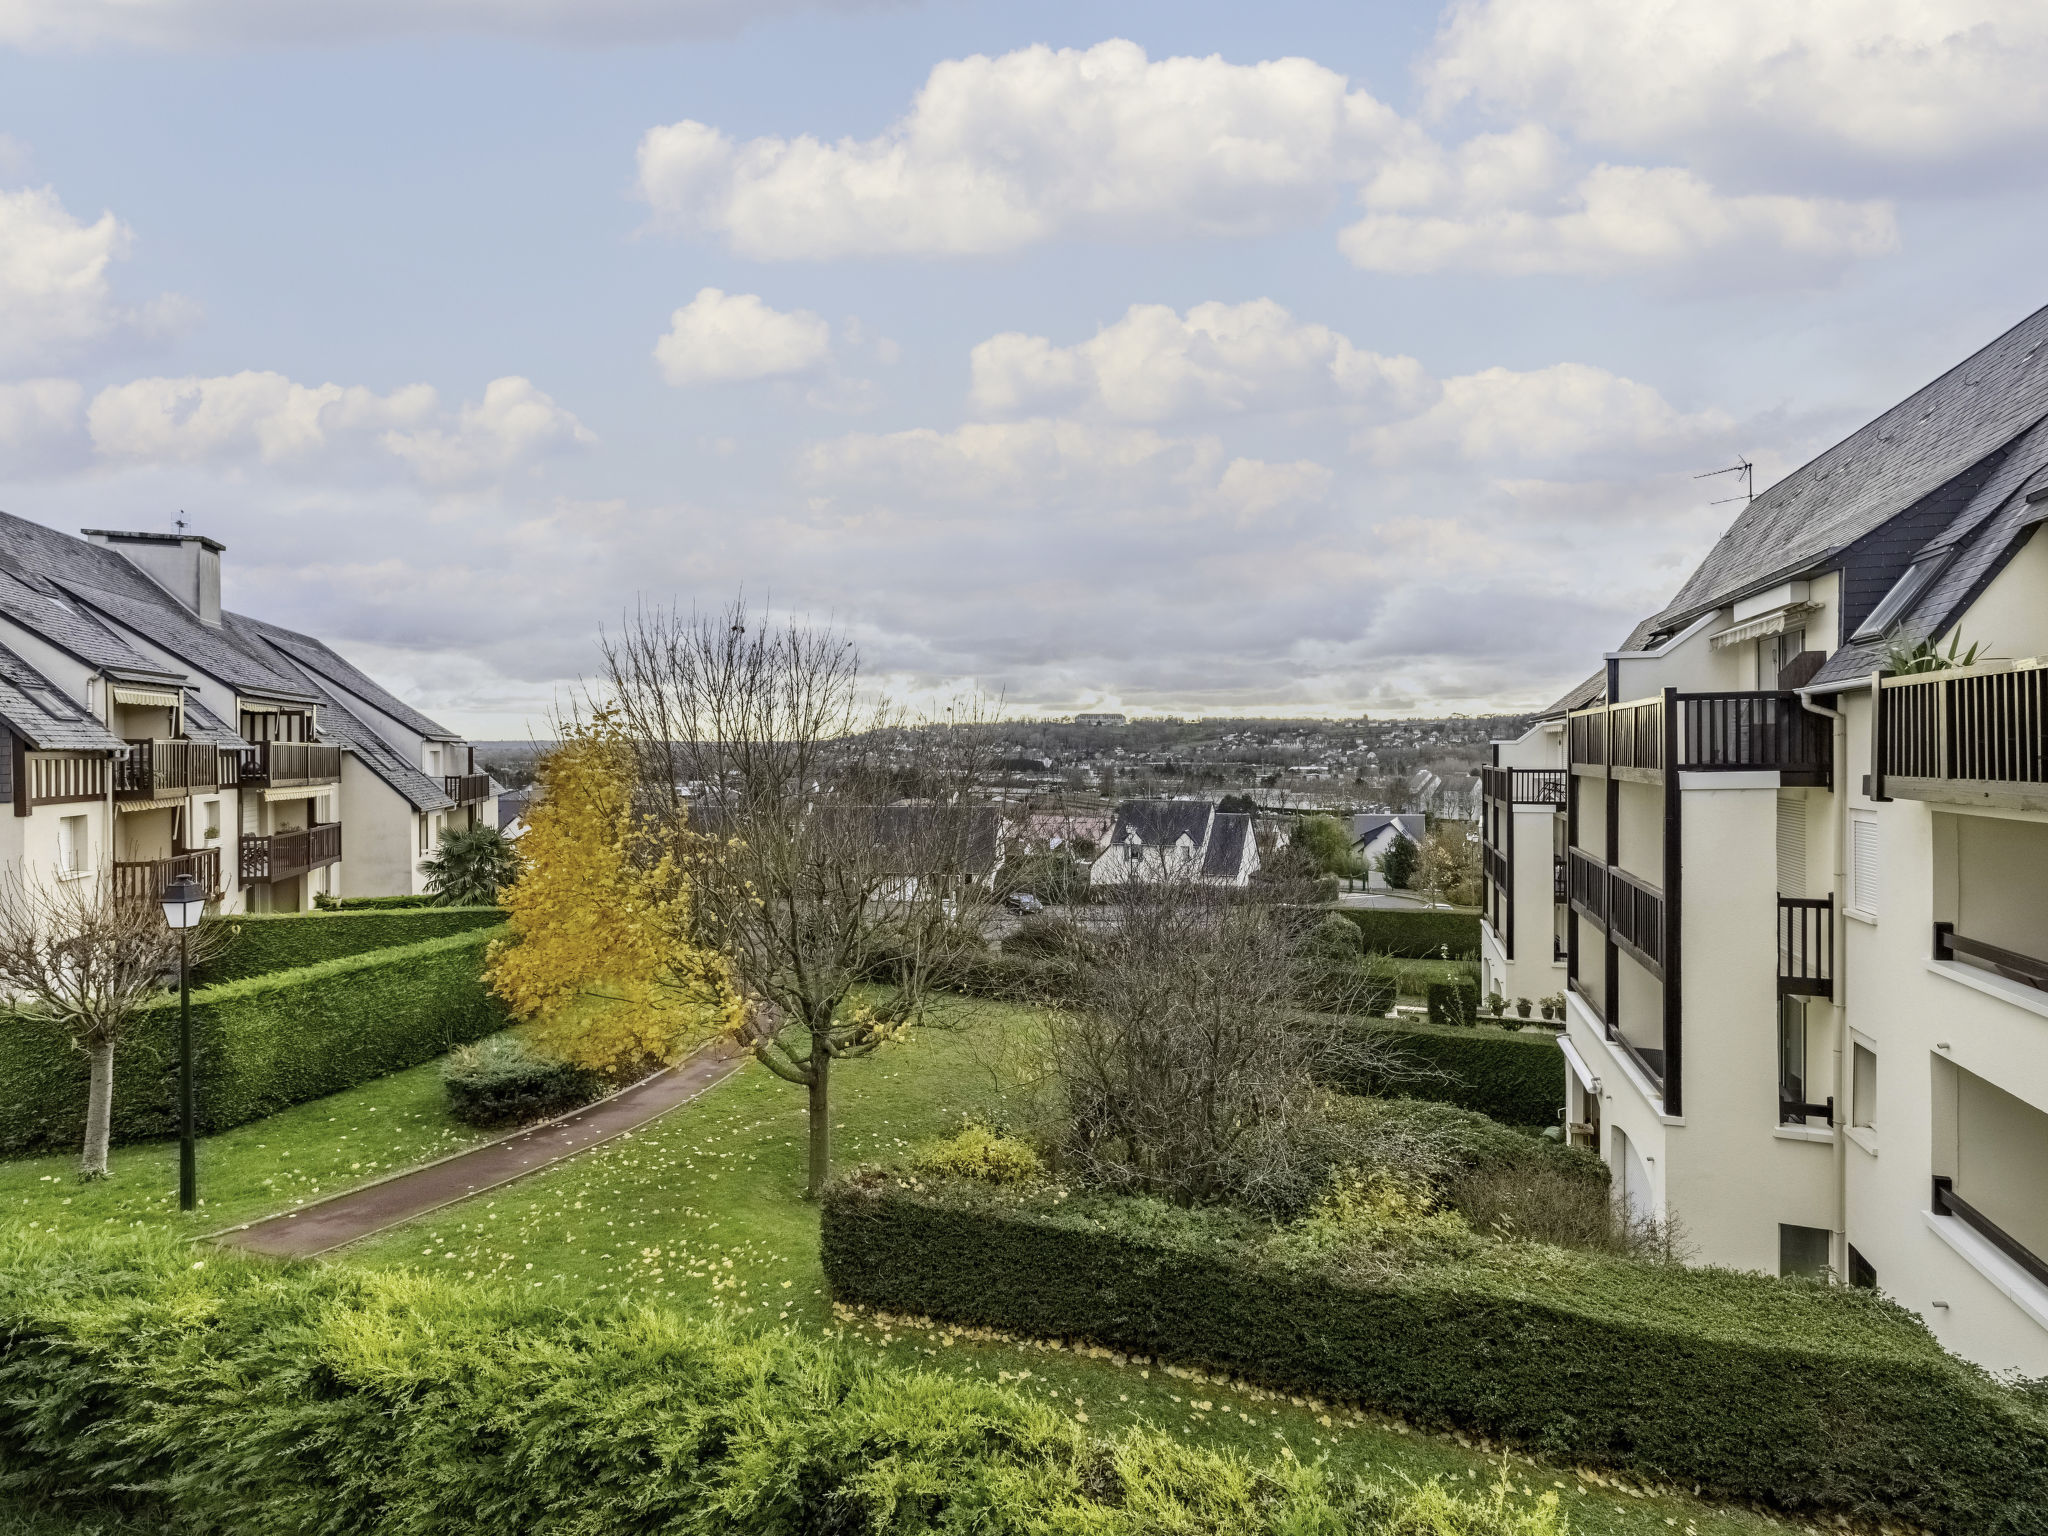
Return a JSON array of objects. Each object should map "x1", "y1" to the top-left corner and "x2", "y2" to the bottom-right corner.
[{"x1": 1005, "y1": 891, "x2": 1043, "y2": 914}]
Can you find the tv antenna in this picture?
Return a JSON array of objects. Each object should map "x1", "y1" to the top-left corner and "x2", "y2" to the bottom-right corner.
[
  {"x1": 1695, "y1": 458, "x2": 1753, "y2": 506},
  {"x1": 174, "y1": 510, "x2": 187, "y2": 534}
]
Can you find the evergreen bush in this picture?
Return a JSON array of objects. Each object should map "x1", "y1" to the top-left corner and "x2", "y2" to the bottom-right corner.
[
  {"x1": 196, "y1": 906, "x2": 506, "y2": 984},
  {"x1": 1334, "y1": 909, "x2": 1479, "y2": 958},
  {"x1": 442, "y1": 1034, "x2": 605, "y2": 1126},
  {"x1": 1324, "y1": 1019, "x2": 1565, "y2": 1127},
  {"x1": 823, "y1": 1173, "x2": 2048, "y2": 1534},
  {"x1": 1426, "y1": 977, "x2": 1481, "y2": 1026},
  {"x1": 0, "y1": 927, "x2": 507, "y2": 1152},
  {"x1": 0, "y1": 1232, "x2": 1568, "y2": 1536}
]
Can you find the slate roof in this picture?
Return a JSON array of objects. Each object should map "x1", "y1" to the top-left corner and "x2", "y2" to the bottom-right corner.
[
  {"x1": 1106, "y1": 799, "x2": 1214, "y2": 850},
  {"x1": 1653, "y1": 303, "x2": 2048, "y2": 629},
  {"x1": 1200, "y1": 811, "x2": 1253, "y2": 879},
  {"x1": 0, "y1": 643, "x2": 123, "y2": 751},
  {"x1": 181, "y1": 694, "x2": 251, "y2": 751},
  {"x1": 295, "y1": 677, "x2": 454, "y2": 812},
  {"x1": 241, "y1": 618, "x2": 458, "y2": 741},
  {"x1": 0, "y1": 569, "x2": 167, "y2": 678},
  {"x1": 1351, "y1": 813, "x2": 1424, "y2": 849}
]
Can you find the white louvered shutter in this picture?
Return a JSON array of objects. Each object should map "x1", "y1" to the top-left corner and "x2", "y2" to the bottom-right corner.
[
  {"x1": 1776, "y1": 794, "x2": 1806, "y2": 899},
  {"x1": 1851, "y1": 816, "x2": 1880, "y2": 917}
]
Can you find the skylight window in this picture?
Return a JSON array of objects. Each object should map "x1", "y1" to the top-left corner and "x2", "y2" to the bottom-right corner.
[{"x1": 1852, "y1": 552, "x2": 1952, "y2": 641}]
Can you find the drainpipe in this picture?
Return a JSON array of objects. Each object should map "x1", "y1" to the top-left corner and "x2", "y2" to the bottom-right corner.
[{"x1": 1801, "y1": 690, "x2": 1849, "y2": 1279}]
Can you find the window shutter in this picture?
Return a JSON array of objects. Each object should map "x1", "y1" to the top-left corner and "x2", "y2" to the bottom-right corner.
[
  {"x1": 1776, "y1": 794, "x2": 1806, "y2": 899},
  {"x1": 1851, "y1": 817, "x2": 1880, "y2": 916}
]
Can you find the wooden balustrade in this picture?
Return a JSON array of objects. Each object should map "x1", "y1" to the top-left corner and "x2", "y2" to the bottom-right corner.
[
  {"x1": 240, "y1": 740, "x2": 343, "y2": 788},
  {"x1": 111, "y1": 848, "x2": 222, "y2": 903},
  {"x1": 443, "y1": 772, "x2": 491, "y2": 804},
  {"x1": 1568, "y1": 690, "x2": 1831, "y2": 785},
  {"x1": 1878, "y1": 664, "x2": 2047, "y2": 806},
  {"x1": 1778, "y1": 896, "x2": 1834, "y2": 998},
  {"x1": 25, "y1": 752, "x2": 106, "y2": 807},
  {"x1": 1606, "y1": 865, "x2": 1665, "y2": 978},
  {"x1": 113, "y1": 739, "x2": 221, "y2": 799},
  {"x1": 240, "y1": 822, "x2": 342, "y2": 884}
]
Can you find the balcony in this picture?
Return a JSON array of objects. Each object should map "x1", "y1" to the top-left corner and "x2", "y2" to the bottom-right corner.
[
  {"x1": 240, "y1": 822, "x2": 342, "y2": 884},
  {"x1": 1569, "y1": 690, "x2": 1832, "y2": 786},
  {"x1": 1876, "y1": 662, "x2": 2047, "y2": 810},
  {"x1": 1778, "y1": 896, "x2": 1834, "y2": 999},
  {"x1": 114, "y1": 739, "x2": 221, "y2": 800},
  {"x1": 1933, "y1": 1175, "x2": 2048, "y2": 1292},
  {"x1": 1565, "y1": 848, "x2": 1666, "y2": 979},
  {"x1": 1481, "y1": 765, "x2": 1568, "y2": 805},
  {"x1": 1934, "y1": 921, "x2": 2048, "y2": 995},
  {"x1": 238, "y1": 740, "x2": 344, "y2": 790},
  {"x1": 112, "y1": 848, "x2": 222, "y2": 904},
  {"x1": 444, "y1": 772, "x2": 491, "y2": 805}
]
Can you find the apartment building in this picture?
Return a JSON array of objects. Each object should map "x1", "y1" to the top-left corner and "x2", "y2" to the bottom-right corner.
[
  {"x1": 0, "y1": 514, "x2": 497, "y2": 911},
  {"x1": 1482, "y1": 305, "x2": 2048, "y2": 1375}
]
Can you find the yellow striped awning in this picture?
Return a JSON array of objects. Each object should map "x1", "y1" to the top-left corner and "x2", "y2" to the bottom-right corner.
[
  {"x1": 112, "y1": 687, "x2": 181, "y2": 709},
  {"x1": 117, "y1": 795, "x2": 188, "y2": 813}
]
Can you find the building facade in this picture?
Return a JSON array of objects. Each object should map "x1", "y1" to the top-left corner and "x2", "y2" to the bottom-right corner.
[
  {"x1": 1482, "y1": 306, "x2": 2048, "y2": 1375},
  {"x1": 0, "y1": 516, "x2": 496, "y2": 913}
]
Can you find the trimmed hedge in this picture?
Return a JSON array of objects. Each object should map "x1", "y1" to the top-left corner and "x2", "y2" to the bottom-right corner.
[
  {"x1": 314, "y1": 893, "x2": 440, "y2": 910},
  {"x1": 1327, "y1": 1018, "x2": 1566, "y2": 1127},
  {"x1": 1425, "y1": 977, "x2": 1481, "y2": 1026},
  {"x1": 823, "y1": 1175, "x2": 2048, "y2": 1534},
  {"x1": 197, "y1": 906, "x2": 506, "y2": 984},
  {"x1": 443, "y1": 1034, "x2": 604, "y2": 1126},
  {"x1": 0, "y1": 927, "x2": 508, "y2": 1153},
  {"x1": 0, "y1": 1232, "x2": 1567, "y2": 1536},
  {"x1": 1334, "y1": 908, "x2": 1479, "y2": 959}
]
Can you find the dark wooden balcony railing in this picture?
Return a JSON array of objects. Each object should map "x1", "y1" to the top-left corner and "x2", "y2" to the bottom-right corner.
[
  {"x1": 444, "y1": 772, "x2": 492, "y2": 805},
  {"x1": 1606, "y1": 865, "x2": 1666, "y2": 979},
  {"x1": 1481, "y1": 842, "x2": 1508, "y2": 892},
  {"x1": 1566, "y1": 847, "x2": 1607, "y2": 927},
  {"x1": 240, "y1": 822, "x2": 342, "y2": 885},
  {"x1": 1933, "y1": 1175, "x2": 2048, "y2": 1290},
  {"x1": 1878, "y1": 664, "x2": 2047, "y2": 803},
  {"x1": 1571, "y1": 690, "x2": 1830, "y2": 784},
  {"x1": 1553, "y1": 853, "x2": 1566, "y2": 903},
  {"x1": 1778, "y1": 895, "x2": 1834, "y2": 999},
  {"x1": 114, "y1": 739, "x2": 221, "y2": 799},
  {"x1": 111, "y1": 848, "x2": 221, "y2": 904},
  {"x1": 1482, "y1": 765, "x2": 1569, "y2": 805},
  {"x1": 1933, "y1": 921, "x2": 2048, "y2": 994},
  {"x1": 238, "y1": 740, "x2": 344, "y2": 789}
]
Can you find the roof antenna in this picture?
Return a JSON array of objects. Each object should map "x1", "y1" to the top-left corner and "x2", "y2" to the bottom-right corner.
[
  {"x1": 1695, "y1": 458, "x2": 1753, "y2": 506},
  {"x1": 175, "y1": 510, "x2": 187, "y2": 535}
]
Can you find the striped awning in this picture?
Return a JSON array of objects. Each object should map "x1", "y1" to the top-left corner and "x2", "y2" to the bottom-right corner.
[
  {"x1": 117, "y1": 795, "x2": 188, "y2": 813},
  {"x1": 1710, "y1": 605, "x2": 1819, "y2": 650},
  {"x1": 264, "y1": 786, "x2": 326, "y2": 802},
  {"x1": 112, "y1": 687, "x2": 181, "y2": 709}
]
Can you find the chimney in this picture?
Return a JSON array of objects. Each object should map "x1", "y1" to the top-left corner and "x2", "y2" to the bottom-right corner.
[{"x1": 83, "y1": 528, "x2": 224, "y2": 626}]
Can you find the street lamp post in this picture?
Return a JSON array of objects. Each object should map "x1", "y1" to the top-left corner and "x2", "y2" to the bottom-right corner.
[{"x1": 161, "y1": 874, "x2": 206, "y2": 1212}]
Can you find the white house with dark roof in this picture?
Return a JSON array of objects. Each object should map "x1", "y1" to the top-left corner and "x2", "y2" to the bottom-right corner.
[
  {"x1": 0, "y1": 515, "x2": 496, "y2": 912},
  {"x1": 1481, "y1": 304, "x2": 2048, "y2": 1374},
  {"x1": 1089, "y1": 799, "x2": 1260, "y2": 887}
]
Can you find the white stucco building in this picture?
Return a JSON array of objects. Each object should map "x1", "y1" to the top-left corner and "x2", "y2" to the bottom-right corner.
[
  {"x1": 0, "y1": 515, "x2": 496, "y2": 912},
  {"x1": 1089, "y1": 799, "x2": 1260, "y2": 887},
  {"x1": 1482, "y1": 306, "x2": 2048, "y2": 1375}
]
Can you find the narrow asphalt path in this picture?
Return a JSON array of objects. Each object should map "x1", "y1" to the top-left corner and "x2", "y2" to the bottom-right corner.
[{"x1": 217, "y1": 1045, "x2": 746, "y2": 1259}]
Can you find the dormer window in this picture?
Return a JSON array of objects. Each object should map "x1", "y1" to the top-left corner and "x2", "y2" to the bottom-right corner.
[{"x1": 1852, "y1": 552, "x2": 1952, "y2": 641}]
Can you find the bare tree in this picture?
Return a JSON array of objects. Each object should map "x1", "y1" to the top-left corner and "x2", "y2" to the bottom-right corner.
[
  {"x1": 1415, "y1": 822, "x2": 1480, "y2": 910},
  {"x1": 1047, "y1": 874, "x2": 1401, "y2": 1210},
  {"x1": 599, "y1": 600, "x2": 997, "y2": 1198},
  {"x1": 0, "y1": 873, "x2": 227, "y2": 1180}
]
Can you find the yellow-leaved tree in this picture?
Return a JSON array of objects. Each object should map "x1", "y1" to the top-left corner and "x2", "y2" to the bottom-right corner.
[{"x1": 487, "y1": 713, "x2": 737, "y2": 1073}]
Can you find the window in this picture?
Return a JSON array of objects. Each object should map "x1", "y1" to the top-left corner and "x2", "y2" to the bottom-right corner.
[
  {"x1": 202, "y1": 800, "x2": 221, "y2": 842},
  {"x1": 1778, "y1": 998, "x2": 1810, "y2": 1121},
  {"x1": 1779, "y1": 1224, "x2": 1832, "y2": 1278},
  {"x1": 1852, "y1": 1043, "x2": 1877, "y2": 1129},
  {"x1": 57, "y1": 815, "x2": 87, "y2": 875},
  {"x1": 418, "y1": 814, "x2": 430, "y2": 853},
  {"x1": 1847, "y1": 1244, "x2": 1877, "y2": 1289},
  {"x1": 1851, "y1": 553, "x2": 1952, "y2": 641},
  {"x1": 1849, "y1": 814, "x2": 1880, "y2": 918}
]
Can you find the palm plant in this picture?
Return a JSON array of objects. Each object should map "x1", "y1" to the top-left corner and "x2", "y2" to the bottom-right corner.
[
  {"x1": 1884, "y1": 628, "x2": 1984, "y2": 676},
  {"x1": 422, "y1": 823, "x2": 521, "y2": 906}
]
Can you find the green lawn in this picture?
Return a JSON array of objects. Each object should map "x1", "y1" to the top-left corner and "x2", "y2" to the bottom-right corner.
[
  {"x1": 2, "y1": 1004, "x2": 1790, "y2": 1536},
  {"x1": 1388, "y1": 955, "x2": 1479, "y2": 1000}
]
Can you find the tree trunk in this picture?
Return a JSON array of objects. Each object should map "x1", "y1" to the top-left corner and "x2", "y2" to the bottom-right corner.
[
  {"x1": 80, "y1": 1037, "x2": 114, "y2": 1181},
  {"x1": 806, "y1": 1040, "x2": 831, "y2": 1201}
]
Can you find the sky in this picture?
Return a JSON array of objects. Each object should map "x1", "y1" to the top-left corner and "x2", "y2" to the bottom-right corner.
[{"x1": 0, "y1": 1, "x2": 2045, "y2": 734}]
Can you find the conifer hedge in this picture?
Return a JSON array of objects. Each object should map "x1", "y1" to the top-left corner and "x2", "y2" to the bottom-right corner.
[
  {"x1": 1327, "y1": 1018, "x2": 1566, "y2": 1127},
  {"x1": 1334, "y1": 909, "x2": 1480, "y2": 958},
  {"x1": 197, "y1": 906, "x2": 506, "y2": 984},
  {"x1": 0, "y1": 927, "x2": 507, "y2": 1153},
  {"x1": 823, "y1": 1172, "x2": 2048, "y2": 1534},
  {"x1": 0, "y1": 1232, "x2": 1568, "y2": 1536}
]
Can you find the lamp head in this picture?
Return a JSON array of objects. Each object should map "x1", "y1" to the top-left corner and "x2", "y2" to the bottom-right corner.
[{"x1": 161, "y1": 874, "x2": 205, "y2": 930}]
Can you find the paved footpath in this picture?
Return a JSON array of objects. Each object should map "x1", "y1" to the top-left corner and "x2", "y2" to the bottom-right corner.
[{"x1": 217, "y1": 1045, "x2": 745, "y2": 1259}]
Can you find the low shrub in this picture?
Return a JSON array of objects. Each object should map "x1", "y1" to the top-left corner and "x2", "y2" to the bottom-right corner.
[
  {"x1": 943, "y1": 949, "x2": 1086, "y2": 1005},
  {"x1": 1334, "y1": 908, "x2": 1479, "y2": 959},
  {"x1": 313, "y1": 892, "x2": 440, "y2": 909},
  {"x1": 0, "y1": 927, "x2": 508, "y2": 1152},
  {"x1": 1426, "y1": 977, "x2": 1480, "y2": 1026},
  {"x1": 442, "y1": 1034, "x2": 605, "y2": 1127},
  {"x1": 911, "y1": 1123, "x2": 1044, "y2": 1184},
  {"x1": 1325, "y1": 1018, "x2": 1567, "y2": 1128},
  {"x1": 824, "y1": 1171, "x2": 2048, "y2": 1534},
  {"x1": 0, "y1": 1231, "x2": 1569, "y2": 1536},
  {"x1": 1001, "y1": 913, "x2": 1095, "y2": 961},
  {"x1": 197, "y1": 906, "x2": 506, "y2": 984}
]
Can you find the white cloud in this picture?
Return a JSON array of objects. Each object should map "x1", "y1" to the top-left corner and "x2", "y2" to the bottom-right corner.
[
  {"x1": 636, "y1": 39, "x2": 1410, "y2": 258},
  {"x1": 0, "y1": 185, "x2": 192, "y2": 373},
  {"x1": 87, "y1": 371, "x2": 591, "y2": 484},
  {"x1": 970, "y1": 300, "x2": 1432, "y2": 423},
  {"x1": 654, "y1": 287, "x2": 833, "y2": 386},
  {"x1": 0, "y1": 377, "x2": 85, "y2": 470},
  {"x1": 1363, "y1": 362, "x2": 1736, "y2": 470},
  {"x1": 1343, "y1": 160, "x2": 1896, "y2": 286},
  {"x1": 0, "y1": 0, "x2": 898, "y2": 47},
  {"x1": 1422, "y1": 0, "x2": 2048, "y2": 185}
]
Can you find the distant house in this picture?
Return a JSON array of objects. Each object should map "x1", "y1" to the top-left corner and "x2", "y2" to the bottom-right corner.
[
  {"x1": 1089, "y1": 799, "x2": 1260, "y2": 888},
  {"x1": 1352, "y1": 813, "x2": 1425, "y2": 890},
  {"x1": 1074, "y1": 712, "x2": 1127, "y2": 726}
]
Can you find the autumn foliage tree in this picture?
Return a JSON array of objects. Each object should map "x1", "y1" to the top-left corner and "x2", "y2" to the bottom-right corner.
[{"x1": 486, "y1": 716, "x2": 736, "y2": 1075}]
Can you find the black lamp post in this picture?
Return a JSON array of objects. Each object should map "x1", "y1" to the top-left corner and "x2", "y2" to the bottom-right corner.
[{"x1": 161, "y1": 873, "x2": 205, "y2": 1212}]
